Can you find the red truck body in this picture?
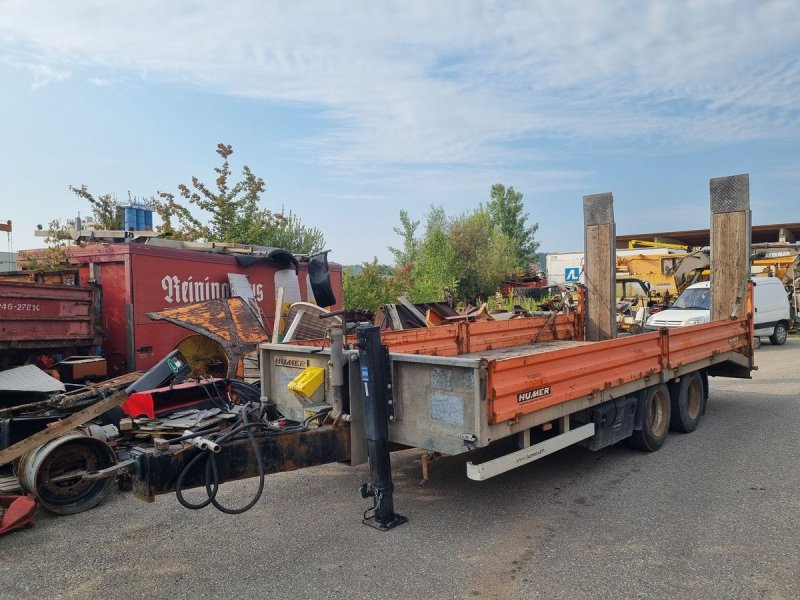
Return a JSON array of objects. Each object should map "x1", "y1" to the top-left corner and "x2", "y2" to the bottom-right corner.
[
  {"x1": 21, "y1": 244, "x2": 343, "y2": 376},
  {"x1": 0, "y1": 280, "x2": 101, "y2": 361}
]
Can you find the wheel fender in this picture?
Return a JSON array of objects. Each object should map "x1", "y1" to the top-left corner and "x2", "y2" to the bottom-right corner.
[{"x1": 632, "y1": 388, "x2": 648, "y2": 431}]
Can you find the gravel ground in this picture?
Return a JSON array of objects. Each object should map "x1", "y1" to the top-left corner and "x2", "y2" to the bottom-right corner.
[{"x1": 1, "y1": 337, "x2": 798, "y2": 599}]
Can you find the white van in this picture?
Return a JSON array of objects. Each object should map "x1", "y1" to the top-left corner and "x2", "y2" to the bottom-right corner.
[{"x1": 644, "y1": 277, "x2": 791, "y2": 345}]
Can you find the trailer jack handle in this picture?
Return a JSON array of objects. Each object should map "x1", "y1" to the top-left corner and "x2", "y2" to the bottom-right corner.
[{"x1": 356, "y1": 325, "x2": 408, "y2": 531}]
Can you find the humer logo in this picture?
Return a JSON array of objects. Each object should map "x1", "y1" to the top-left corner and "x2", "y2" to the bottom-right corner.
[
  {"x1": 517, "y1": 386, "x2": 552, "y2": 403},
  {"x1": 161, "y1": 275, "x2": 264, "y2": 304}
]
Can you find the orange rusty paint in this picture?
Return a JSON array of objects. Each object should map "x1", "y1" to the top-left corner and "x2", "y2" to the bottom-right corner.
[
  {"x1": 285, "y1": 312, "x2": 581, "y2": 357},
  {"x1": 376, "y1": 313, "x2": 581, "y2": 357},
  {"x1": 146, "y1": 297, "x2": 266, "y2": 348},
  {"x1": 487, "y1": 316, "x2": 751, "y2": 424}
]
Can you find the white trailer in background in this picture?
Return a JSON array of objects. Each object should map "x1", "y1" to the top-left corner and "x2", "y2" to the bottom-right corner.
[{"x1": 546, "y1": 247, "x2": 679, "y2": 285}]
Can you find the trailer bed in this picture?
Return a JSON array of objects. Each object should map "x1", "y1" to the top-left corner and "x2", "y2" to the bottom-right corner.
[{"x1": 260, "y1": 311, "x2": 752, "y2": 458}]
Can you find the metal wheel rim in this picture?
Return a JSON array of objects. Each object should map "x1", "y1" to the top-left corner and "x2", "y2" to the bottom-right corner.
[
  {"x1": 686, "y1": 377, "x2": 703, "y2": 421},
  {"x1": 650, "y1": 389, "x2": 669, "y2": 437},
  {"x1": 775, "y1": 325, "x2": 787, "y2": 344},
  {"x1": 33, "y1": 438, "x2": 115, "y2": 513}
]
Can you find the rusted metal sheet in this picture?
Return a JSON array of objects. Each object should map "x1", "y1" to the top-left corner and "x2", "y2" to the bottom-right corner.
[
  {"x1": 381, "y1": 324, "x2": 461, "y2": 356},
  {"x1": 0, "y1": 281, "x2": 101, "y2": 351},
  {"x1": 146, "y1": 297, "x2": 266, "y2": 348},
  {"x1": 146, "y1": 297, "x2": 267, "y2": 378},
  {"x1": 129, "y1": 425, "x2": 351, "y2": 500},
  {"x1": 371, "y1": 313, "x2": 580, "y2": 357},
  {"x1": 462, "y1": 314, "x2": 578, "y2": 353}
]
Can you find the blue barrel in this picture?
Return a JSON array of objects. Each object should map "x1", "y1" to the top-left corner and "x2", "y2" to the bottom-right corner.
[
  {"x1": 136, "y1": 209, "x2": 146, "y2": 231},
  {"x1": 143, "y1": 209, "x2": 153, "y2": 231},
  {"x1": 123, "y1": 207, "x2": 137, "y2": 231}
]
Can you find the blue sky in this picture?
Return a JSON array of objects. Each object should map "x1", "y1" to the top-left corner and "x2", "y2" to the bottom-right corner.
[{"x1": 1, "y1": 1, "x2": 798, "y2": 264}]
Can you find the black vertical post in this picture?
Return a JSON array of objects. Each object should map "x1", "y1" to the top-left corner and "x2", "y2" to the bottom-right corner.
[{"x1": 356, "y1": 324, "x2": 407, "y2": 530}]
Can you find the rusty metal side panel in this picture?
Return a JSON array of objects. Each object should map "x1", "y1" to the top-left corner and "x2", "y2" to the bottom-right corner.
[
  {"x1": 487, "y1": 332, "x2": 664, "y2": 424},
  {"x1": 0, "y1": 281, "x2": 100, "y2": 349},
  {"x1": 465, "y1": 314, "x2": 578, "y2": 353},
  {"x1": 359, "y1": 314, "x2": 579, "y2": 357},
  {"x1": 666, "y1": 317, "x2": 751, "y2": 370},
  {"x1": 380, "y1": 324, "x2": 461, "y2": 356}
]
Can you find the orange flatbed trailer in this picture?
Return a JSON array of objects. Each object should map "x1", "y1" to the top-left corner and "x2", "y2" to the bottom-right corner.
[{"x1": 260, "y1": 296, "x2": 754, "y2": 480}]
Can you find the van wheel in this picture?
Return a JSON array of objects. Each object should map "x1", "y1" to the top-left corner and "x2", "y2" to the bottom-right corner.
[
  {"x1": 769, "y1": 322, "x2": 788, "y2": 345},
  {"x1": 670, "y1": 372, "x2": 704, "y2": 433},
  {"x1": 629, "y1": 384, "x2": 671, "y2": 452}
]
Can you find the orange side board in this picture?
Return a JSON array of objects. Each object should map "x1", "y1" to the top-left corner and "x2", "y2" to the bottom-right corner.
[
  {"x1": 487, "y1": 316, "x2": 751, "y2": 425},
  {"x1": 379, "y1": 313, "x2": 581, "y2": 356}
]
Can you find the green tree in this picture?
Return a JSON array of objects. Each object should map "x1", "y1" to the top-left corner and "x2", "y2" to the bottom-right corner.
[
  {"x1": 487, "y1": 184, "x2": 539, "y2": 270},
  {"x1": 343, "y1": 258, "x2": 404, "y2": 312},
  {"x1": 388, "y1": 210, "x2": 420, "y2": 266},
  {"x1": 69, "y1": 185, "x2": 124, "y2": 230},
  {"x1": 154, "y1": 143, "x2": 325, "y2": 253},
  {"x1": 449, "y1": 209, "x2": 516, "y2": 302},
  {"x1": 409, "y1": 207, "x2": 459, "y2": 302},
  {"x1": 18, "y1": 220, "x2": 72, "y2": 271}
]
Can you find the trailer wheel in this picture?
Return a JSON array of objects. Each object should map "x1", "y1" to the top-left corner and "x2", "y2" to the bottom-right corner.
[
  {"x1": 670, "y1": 372, "x2": 704, "y2": 433},
  {"x1": 629, "y1": 384, "x2": 670, "y2": 452}
]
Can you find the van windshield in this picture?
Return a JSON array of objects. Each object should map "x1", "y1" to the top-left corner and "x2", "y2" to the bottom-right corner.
[{"x1": 672, "y1": 287, "x2": 711, "y2": 310}]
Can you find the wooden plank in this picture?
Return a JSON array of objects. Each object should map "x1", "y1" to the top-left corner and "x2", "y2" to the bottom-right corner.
[
  {"x1": 709, "y1": 174, "x2": 751, "y2": 322},
  {"x1": 272, "y1": 286, "x2": 284, "y2": 343},
  {"x1": 585, "y1": 223, "x2": 616, "y2": 340},
  {"x1": 0, "y1": 389, "x2": 128, "y2": 466},
  {"x1": 583, "y1": 193, "x2": 616, "y2": 341},
  {"x1": 386, "y1": 304, "x2": 403, "y2": 330},
  {"x1": 711, "y1": 211, "x2": 749, "y2": 320}
]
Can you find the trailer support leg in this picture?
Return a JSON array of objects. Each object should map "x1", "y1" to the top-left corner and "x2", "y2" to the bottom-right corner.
[{"x1": 356, "y1": 325, "x2": 407, "y2": 530}]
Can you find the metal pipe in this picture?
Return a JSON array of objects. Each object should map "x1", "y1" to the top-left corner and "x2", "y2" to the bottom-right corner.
[
  {"x1": 329, "y1": 323, "x2": 345, "y2": 416},
  {"x1": 356, "y1": 324, "x2": 407, "y2": 530}
]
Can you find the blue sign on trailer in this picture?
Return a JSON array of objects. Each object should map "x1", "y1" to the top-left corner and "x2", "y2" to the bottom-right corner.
[{"x1": 565, "y1": 267, "x2": 580, "y2": 282}]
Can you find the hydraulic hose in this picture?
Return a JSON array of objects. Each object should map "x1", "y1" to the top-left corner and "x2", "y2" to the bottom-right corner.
[
  {"x1": 174, "y1": 406, "x2": 264, "y2": 514},
  {"x1": 173, "y1": 400, "x2": 331, "y2": 515}
]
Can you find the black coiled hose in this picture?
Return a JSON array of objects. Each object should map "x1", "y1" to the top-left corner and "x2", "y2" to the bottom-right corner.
[
  {"x1": 173, "y1": 381, "x2": 329, "y2": 515},
  {"x1": 175, "y1": 404, "x2": 266, "y2": 514}
]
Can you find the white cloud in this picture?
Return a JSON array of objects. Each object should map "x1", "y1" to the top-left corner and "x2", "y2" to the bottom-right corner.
[
  {"x1": 26, "y1": 63, "x2": 71, "y2": 89},
  {"x1": 0, "y1": 0, "x2": 798, "y2": 167}
]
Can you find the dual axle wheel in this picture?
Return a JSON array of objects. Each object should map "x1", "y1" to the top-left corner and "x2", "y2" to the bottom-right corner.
[{"x1": 628, "y1": 371, "x2": 705, "y2": 452}]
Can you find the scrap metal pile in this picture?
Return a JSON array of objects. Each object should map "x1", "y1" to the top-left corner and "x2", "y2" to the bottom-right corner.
[
  {"x1": 375, "y1": 289, "x2": 577, "y2": 331},
  {"x1": 0, "y1": 354, "x2": 340, "y2": 527}
]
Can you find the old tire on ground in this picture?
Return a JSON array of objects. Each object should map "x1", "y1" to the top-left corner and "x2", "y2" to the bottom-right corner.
[
  {"x1": 769, "y1": 322, "x2": 788, "y2": 346},
  {"x1": 670, "y1": 372, "x2": 705, "y2": 433},
  {"x1": 629, "y1": 384, "x2": 671, "y2": 452}
]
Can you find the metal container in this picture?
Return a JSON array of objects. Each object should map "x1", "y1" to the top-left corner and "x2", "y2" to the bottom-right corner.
[
  {"x1": 123, "y1": 207, "x2": 138, "y2": 231},
  {"x1": 135, "y1": 209, "x2": 146, "y2": 231},
  {"x1": 0, "y1": 280, "x2": 101, "y2": 357}
]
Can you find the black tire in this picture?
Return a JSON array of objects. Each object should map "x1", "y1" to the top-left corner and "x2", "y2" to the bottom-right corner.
[
  {"x1": 769, "y1": 322, "x2": 788, "y2": 346},
  {"x1": 629, "y1": 384, "x2": 671, "y2": 452},
  {"x1": 670, "y1": 372, "x2": 704, "y2": 433}
]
